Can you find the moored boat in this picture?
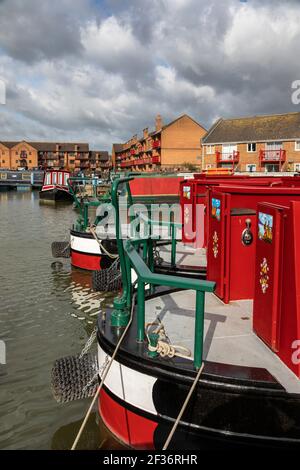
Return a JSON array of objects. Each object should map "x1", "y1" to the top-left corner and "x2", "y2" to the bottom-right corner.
[
  {"x1": 39, "y1": 169, "x2": 73, "y2": 201},
  {"x1": 95, "y1": 176, "x2": 300, "y2": 450}
]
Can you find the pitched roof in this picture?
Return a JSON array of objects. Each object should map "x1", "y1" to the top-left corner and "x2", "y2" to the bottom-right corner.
[
  {"x1": 0, "y1": 141, "x2": 23, "y2": 148},
  {"x1": 202, "y1": 112, "x2": 300, "y2": 144},
  {"x1": 0, "y1": 141, "x2": 89, "y2": 151}
]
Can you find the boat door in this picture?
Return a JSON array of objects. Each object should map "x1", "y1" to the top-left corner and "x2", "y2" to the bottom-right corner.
[{"x1": 207, "y1": 191, "x2": 229, "y2": 300}]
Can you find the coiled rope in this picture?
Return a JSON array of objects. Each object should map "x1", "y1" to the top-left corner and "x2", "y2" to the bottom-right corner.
[
  {"x1": 146, "y1": 321, "x2": 192, "y2": 360},
  {"x1": 71, "y1": 293, "x2": 136, "y2": 450}
]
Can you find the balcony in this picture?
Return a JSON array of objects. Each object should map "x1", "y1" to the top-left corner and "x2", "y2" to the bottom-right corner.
[
  {"x1": 152, "y1": 140, "x2": 161, "y2": 149},
  {"x1": 259, "y1": 149, "x2": 286, "y2": 164},
  {"x1": 152, "y1": 155, "x2": 160, "y2": 164},
  {"x1": 77, "y1": 153, "x2": 89, "y2": 160},
  {"x1": 216, "y1": 151, "x2": 240, "y2": 164},
  {"x1": 120, "y1": 160, "x2": 133, "y2": 168}
]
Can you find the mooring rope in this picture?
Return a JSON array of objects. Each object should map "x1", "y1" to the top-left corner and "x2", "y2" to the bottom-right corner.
[
  {"x1": 89, "y1": 226, "x2": 119, "y2": 260},
  {"x1": 71, "y1": 294, "x2": 136, "y2": 450},
  {"x1": 162, "y1": 362, "x2": 205, "y2": 450},
  {"x1": 145, "y1": 321, "x2": 192, "y2": 360}
]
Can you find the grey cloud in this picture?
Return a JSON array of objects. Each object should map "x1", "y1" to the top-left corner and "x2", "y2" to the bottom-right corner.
[
  {"x1": 1, "y1": 0, "x2": 300, "y2": 148},
  {"x1": 0, "y1": 0, "x2": 98, "y2": 63}
]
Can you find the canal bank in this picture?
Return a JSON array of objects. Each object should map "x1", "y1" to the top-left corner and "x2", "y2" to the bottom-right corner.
[{"x1": 0, "y1": 191, "x2": 121, "y2": 450}]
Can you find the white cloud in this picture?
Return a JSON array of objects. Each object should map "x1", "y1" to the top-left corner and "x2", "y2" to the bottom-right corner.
[{"x1": 0, "y1": 0, "x2": 300, "y2": 149}]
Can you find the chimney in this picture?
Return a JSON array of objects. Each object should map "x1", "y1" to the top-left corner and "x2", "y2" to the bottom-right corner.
[
  {"x1": 155, "y1": 114, "x2": 163, "y2": 132},
  {"x1": 143, "y1": 127, "x2": 149, "y2": 139}
]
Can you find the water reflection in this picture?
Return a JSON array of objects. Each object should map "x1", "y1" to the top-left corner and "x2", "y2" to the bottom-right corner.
[{"x1": 0, "y1": 190, "x2": 119, "y2": 450}]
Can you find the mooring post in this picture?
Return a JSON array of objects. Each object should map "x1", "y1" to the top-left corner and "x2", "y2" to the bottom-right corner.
[
  {"x1": 137, "y1": 279, "x2": 145, "y2": 342},
  {"x1": 171, "y1": 224, "x2": 176, "y2": 267},
  {"x1": 194, "y1": 290, "x2": 205, "y2": 369}
]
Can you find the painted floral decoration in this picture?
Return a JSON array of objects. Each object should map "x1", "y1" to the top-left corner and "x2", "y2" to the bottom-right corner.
[
  {"x1": 213, "y1": 231, "x2": 219, "y2": 259},
  {"x1": 260, "y1": 257, "x2": 270, "y2": 294}
]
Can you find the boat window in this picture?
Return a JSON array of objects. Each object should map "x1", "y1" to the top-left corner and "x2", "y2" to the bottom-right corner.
[
  {"x1": 52, "y1": 172, "x2": 57, "y2": 184},
  {"x1": 58, "y1": 172, "x2": 63, "y2": 185},
  {"x1": 46, "y1": 173, "x2": 51, "y2": 185},
  {"x1": 64, "y1": 173, "x2": 69, "y2": 185}
]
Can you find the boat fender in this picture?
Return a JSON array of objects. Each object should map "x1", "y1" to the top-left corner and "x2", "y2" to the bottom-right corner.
[
  {"x1": 51, "y1": 353, "x2": 98, "y2": 403},
  {"x1": 51, "y1": 241, "x2": 70, "y2": 258},
  {"x1": 92, "y1": 259, "x2": 122, "y2": 292}
]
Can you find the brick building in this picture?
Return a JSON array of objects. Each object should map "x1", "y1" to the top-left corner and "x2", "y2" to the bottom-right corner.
[
  {"x1": 0, "y1": 140, "x2": 111, "y2": 173},
  {"x1": 202, "y1": 112, "x2": 300, "y2": 172},
  {"x1": 89, "y1": 151, "x2": 111, "y2": 175},
  {"x1": 112, "y1": 114, "x2": 206, "y2": 172}
]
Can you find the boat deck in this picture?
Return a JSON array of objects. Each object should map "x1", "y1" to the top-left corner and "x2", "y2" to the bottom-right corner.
[
  {"x1": 159, "y1": 243, "x2": 207, "y2": 268},
  {"x1": 145, "y1": 290, "x2": 300, "y2": 394}
]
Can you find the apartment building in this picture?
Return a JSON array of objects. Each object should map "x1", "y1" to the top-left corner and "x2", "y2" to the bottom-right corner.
[
  {"x1": 202, "y1": 112, "x2": 300, "y2": 172},
  {"x1": 89, "y1": 151, "x2": 111, "y2": 175},
  {"x1": 112, "y1": 114, "x2": 207, "y2": 172},
  {"x1": 0, "y1": 141, "x2": 111, "y2": 173}
]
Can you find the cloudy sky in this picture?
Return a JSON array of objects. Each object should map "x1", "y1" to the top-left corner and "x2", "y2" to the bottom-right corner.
[{"x1": 0, "y1": 0, "x2": 300, "y2": 150}]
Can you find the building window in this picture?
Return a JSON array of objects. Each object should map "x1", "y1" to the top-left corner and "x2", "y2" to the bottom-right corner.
[
  {"x1": 2, "y1": 160, "x2": 5, "y2": 163},
  {"x1": 16, "y1": 152, "x2": 18, "y2": 155},
  {"x1": 295, "y1": 141, "x2": 300, "y2": 151},
  {"x1": 206, "y1": 145, "x2": 215, "y2": 155},
  {"x1": 265, "y1": 163, "x2": 279, "y2": 173},
  {"x1": 29, "y1": 160, "x2": 32, "y2": 163},
  {"x1": 294, "y1": 163, "x2": 300, "y2": 172},
  {"x1": 16, "y1": 160, "x2": 18, "y2": 163},
  {"x1": 247, "y1": 143, "x2": 257, "y2": 152},
  {"x1": 246, "y1": 164, "x2": 257, "y2": 172}
]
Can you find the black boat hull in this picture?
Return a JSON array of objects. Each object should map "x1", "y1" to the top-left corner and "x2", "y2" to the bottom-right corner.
[
  {"x1": 97, "y1": 295, "x2": 300, "y2": 450},
  {"x1": 39, "y1": 188, "x2": 73, "y2": 202}
]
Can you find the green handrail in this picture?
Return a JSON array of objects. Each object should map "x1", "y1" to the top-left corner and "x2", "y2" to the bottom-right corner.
[
  {"x1": 109, "y1": 176, "x2": 216, "y2": 368},
  {"x1": 124, "y1": 239, "x2": 215, "y2": 369},
  {"x1": 110, "y1": 177, "x2": 135, "y2": 327},
  {"x1": 138, "y1": 211, "x2": 181, "y2": 267}
]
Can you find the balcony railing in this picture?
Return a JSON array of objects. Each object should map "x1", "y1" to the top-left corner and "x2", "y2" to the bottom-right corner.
[
  {"x1": 152, "y1": 140, "x2": 161, "y2": 149},
  {"x1": 151, "y1": 155, "x2": 160, "y2": 164},
  {"x1": 216, "y1": 150, "x2": 240, "y2": 163},
  {"x1": 259, "y1": 149, "x2": 286, "y2": 163},
  {"x1": 120, "y1": 155, "x2": 160, "y2": 168}
]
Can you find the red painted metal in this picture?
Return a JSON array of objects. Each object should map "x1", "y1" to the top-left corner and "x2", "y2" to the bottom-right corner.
[
  {"x1": 253, "y1": 201, "x2": 300, "y2": 377},
  {"x1": 253, "y1": 203, "x2": 286, "y2": 351},
  {"x1": 179, "y1": 175, "x2": 300, "y2": 248},
  {"x1": 98, "y1": 388, "x2": 157, "y2": 449},
  {"x1": 216, "y1": 151, "x2": 240, "y2": 164},
  {"x1": 206, "y1": 185, "x2": 300, "y2": 303},
  {"x1": 206, "y1": 192, "x2": 228, "y2": 300},
  {"x1": 71, "y1": 250, "x2": 101, "y2": 271},
  {"x1": 259, "y1": 149, "x2": 286, "y2": 164},
  {"x1": 277, "y1": 201, "x2": 300, "y2": 377},
  {"x1": 152, "y1": 140, "x2": 161, "y2": 149},
  {"x1": 130, "y1": 176, "x2": 183, "y2": 197}
]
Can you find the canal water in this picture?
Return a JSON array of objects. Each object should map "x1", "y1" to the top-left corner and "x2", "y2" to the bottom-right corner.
[{"x1": 0, "y1": 190, "x2": 122, "y2": 450}]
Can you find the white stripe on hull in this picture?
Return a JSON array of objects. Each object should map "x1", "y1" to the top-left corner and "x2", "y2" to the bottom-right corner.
[
  {"x1": 98, "y1": 344, "x2": 157, "y2": 415},
  {"x1": 70, "y1": 234, "x2": 102, "y2": 255}
]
